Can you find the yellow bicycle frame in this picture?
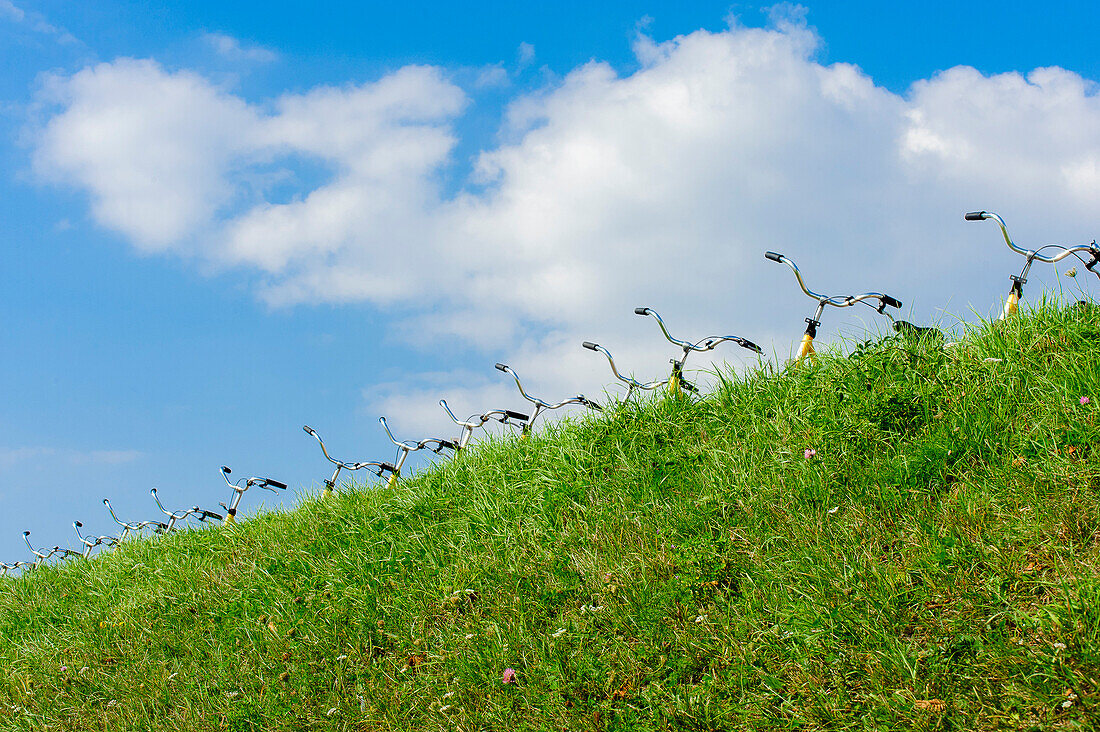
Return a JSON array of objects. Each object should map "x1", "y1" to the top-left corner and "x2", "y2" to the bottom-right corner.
[
  {"x1": 1001, "y1": 291, "x2": 1020, "y2": 319},
  {"x1": 795, "y1": 333, "x2": 815, "y2": 361}
]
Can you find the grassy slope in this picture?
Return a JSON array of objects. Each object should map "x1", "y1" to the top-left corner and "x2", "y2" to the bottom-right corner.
[{"x1": 1, "y1": 303, "x2": 1099, "y2": 731}]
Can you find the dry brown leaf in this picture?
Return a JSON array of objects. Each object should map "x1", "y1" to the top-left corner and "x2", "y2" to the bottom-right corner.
[{"x1": 914, "y1": 699, "x2": 945, "y2": 711}]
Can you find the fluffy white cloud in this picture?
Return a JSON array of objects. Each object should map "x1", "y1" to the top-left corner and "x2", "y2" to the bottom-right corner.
[{"x1": 32, "y1": 15, "x2": 1100, "y2": 437}]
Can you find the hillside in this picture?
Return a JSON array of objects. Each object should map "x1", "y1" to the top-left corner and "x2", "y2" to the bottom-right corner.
[{"x1": 1, "y1": 302, "x2": 1098, "y2": 731}]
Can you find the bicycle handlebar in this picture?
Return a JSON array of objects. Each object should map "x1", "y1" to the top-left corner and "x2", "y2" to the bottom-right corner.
[
  {"x1": 495, "y1": 363, "x2": 600, "y2": 412},
  {"x1": 764, "y1": 251, "x2": 901, "y2": 313},
  {"x1": 635, "y1": 307, "x2": 762, "y2": 356},
  {"x1": 378, "y1": 416, "x2": 456, "y2": 454},
  {"x1": 966, "y1": 210, "x2": 1100, "y2": 270},
  {"x1": 583, "y1": 341, "x2": 668, "y2": 393}
]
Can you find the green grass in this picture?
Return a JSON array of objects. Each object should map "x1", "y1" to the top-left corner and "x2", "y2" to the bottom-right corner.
[{"x1": 2, "y1": 301, "x2": 1100, "y2": 731}]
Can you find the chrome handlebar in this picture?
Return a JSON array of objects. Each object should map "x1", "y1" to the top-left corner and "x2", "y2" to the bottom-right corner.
[
  {"x1": 302, "y1": 425, "x2": 396, "y2": 491},
  {"x1": 0, "y1": 560, "x2": 33, "y2": 576},
  {"x1": 965, "y1": 211, "x2": 1100, "y2": 277},
  {"x1": 73, "y1": 521, "x2": 120, "y2": 557},
  {"x1": 495, "y1": 363, "x2": 602, "y2": 424},
  {"x1": 439, "y1": 399, "x2": 529, "y2": 450},
  {"x1": 634, "y1": 307, "x2": 761, "y2": 360},
  {"x1": 581, "y1": 341, "x2": 667, "y2": 398},
  {"x1": 150, "y1": 488, "x2": 222, "y2": 529},
  {"x1": 103, "y1": 498, "x2": 169, "y2": 539},
  {"x1": 765, "y1": 251, "x2": 902, "y2": 327},
  {"x1": 378, "y1": 416, "x2": 456, "y2": 455},
  {"x1": 23, "y1": 530, "x2": 80, "y2": 566},
  {"x1": 219, "y1": 465, "x2": 287, "y2": 520}
]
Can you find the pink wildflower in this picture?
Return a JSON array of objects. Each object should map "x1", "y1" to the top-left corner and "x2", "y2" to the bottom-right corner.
[
  {"x1": 502, "y1": 668, "x2": 517, "y2": 684},
  {"x1": 804, "y1": 448, "x2": 817, "y2": 459},
  {"x1": 1081, "y1": 396, "x2": 1090, "y2": 405}
]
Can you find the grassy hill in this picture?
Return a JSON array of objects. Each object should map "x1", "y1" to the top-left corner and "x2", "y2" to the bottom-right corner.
[{"x1": 1, "y1": 302, "x2": 1099, "y2": 731}]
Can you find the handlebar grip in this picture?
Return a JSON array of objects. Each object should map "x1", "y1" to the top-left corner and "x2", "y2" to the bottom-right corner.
[
  {"x1": 495, "y1": 363, "x2": 507, "y2": 372},
  {"x1": 302, "y1": 425, "x2": 315, "y2": 435},
  {"x1": 634, "y1": 307, "x2": 648, "y2": 316},
  {"x1": 266, "y1": 479, "x2": 288, "y2": 490},
  {"x1": 740, "y1": 338, "x2": 762, "y2": 353},
  {"x1": 440, "y1": 440, "x2": 457, "y2": 450},
  {"x1": 221, "y1": 466, "x2": 231, "y2": 474},
  {"x1": 882, "y1": 295, "x2": 902, "y2": 309},
  {"x1": 764, "y1": 251, "x2": 783, "y2": 262},
  {"x1": 964, "y1": 211, "x2": 986, "y2": 221},
  {"x1": 582, "y1": 341, "x2": 598, "y2": 350},
  {"x1": 505, "y1": 410, "x2": 529, "y2": 421}
]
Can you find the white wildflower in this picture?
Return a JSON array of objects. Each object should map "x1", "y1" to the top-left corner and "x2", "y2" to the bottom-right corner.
[{"x1": 552, "y1": 627, "x2": 566, "y2": 638}]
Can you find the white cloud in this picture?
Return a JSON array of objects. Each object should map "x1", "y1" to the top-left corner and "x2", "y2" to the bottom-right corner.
[
  {"x1": 517, "y1": 42, "x2": 535, "y2": 69},
  {"x1": 203, "y1": 32, "x2": 279, "y2": 63},
  {"x1": 1, "y1": 0, "x2": 79, "y2": 44},
  {"x1": 31, "y1": 16, "x2": 1100, "y2": 437}
]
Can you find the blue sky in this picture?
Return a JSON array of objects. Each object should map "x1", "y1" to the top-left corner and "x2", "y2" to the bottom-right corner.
[{"x1": 2, "y1": 0, "x2": 1100, "y2": 564}]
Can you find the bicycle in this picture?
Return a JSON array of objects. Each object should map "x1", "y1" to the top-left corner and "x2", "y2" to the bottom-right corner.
[
  {"x1": 439, "y1": 400, "x2": 529, "y2": 451},
  {"x1": 765, "y1": 252, "x2": 903, "y2": 361},
  {"x1": 150, "y1": 488, "x2": 224, "y2": 530},
  {"x1": 23, "y1": 530, "x2": 80, "y2": 567},
  {"x1": 964, "y1": 211, "x2": 1100, "y2": 319},
  {"x1": 103, "y1": 498, "x2": 169, "y2": 539},
  {"x1": 581, "y1": 341, "x2": 671, "y2": 400},
  {"x1": 72, "y1": 521, "x2": 120, "y2": 557},
  {"x1": 379, "y1": 416, "x2": 456, "y2": 488},
  {"x1": 303, "y1": 425, "x2": 396, "y2": 496},
  {"x1": 632, "y1": 307, "x2": 761, "y2": 395},
  {"x1": 494, "y1": 363, "x2": 601, "y2": 437},
  {"x1": 0, "y1": 560, "x2": 33, "y2": 576},
  {"x1": 219, "y1": 466, "x2": 288, "y2": 524}
]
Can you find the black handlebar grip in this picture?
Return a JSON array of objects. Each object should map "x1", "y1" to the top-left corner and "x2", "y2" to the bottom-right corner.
[
  {"x1": 441, "y1": 440, "x2": 457, "y2": 450},
  {"x1": 882, "y1": 295, "x2": 902, "y2": 309},
  {"x1": 266, "y1": 479, "x2": 288, "y2": 490},
  {"x1": 964, "y1": 211, "x2": 986, "y2": 221},
  {"x1": 634, "y1": 307, "x2": 648, "y2": 315},
  {"x1": 221, "y1": 466, "x2": 231, "y2": 474},
  {"x1": 740, "y1": 338, "x2": 762, "y2": 353},
  {"x1": 582, "y1": 341, "x2": 598, "y2": 350},
  {"x1": 764, "y1": 251, "x2": 783, "y2": 262},
  {"x1": 302, "y1": 425, "x2": 314, "y2": 435},
  {"x1": 505, "y1": 410, "x2": 529, "y2": 421},
  {"x1": 495, "y1": 363, "x2": 507, "y2": 372}
]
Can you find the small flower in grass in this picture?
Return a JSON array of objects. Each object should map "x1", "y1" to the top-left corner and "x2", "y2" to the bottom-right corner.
[
  {"x1": 1053, "y1": 642, "x2": 1067, "y2": 651},
  {"x1": 502, "y1": 668, "x2": 517, "y2": 684},
  {"x1": 552, "y1": 627, "x2": 566, "y2": 638},
  {"x1": 1081, "y1": 396, "x2": 1090, "y2": 405},
  {"x1": 804, "y1": 448, "x2": 816, "y2": 459},
  {"x1": 60, "y1": 666, "x2": 67, "y2": 673},
  {"x1": 827, "y1": 506, "x2": 839, "y2": 515}
]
